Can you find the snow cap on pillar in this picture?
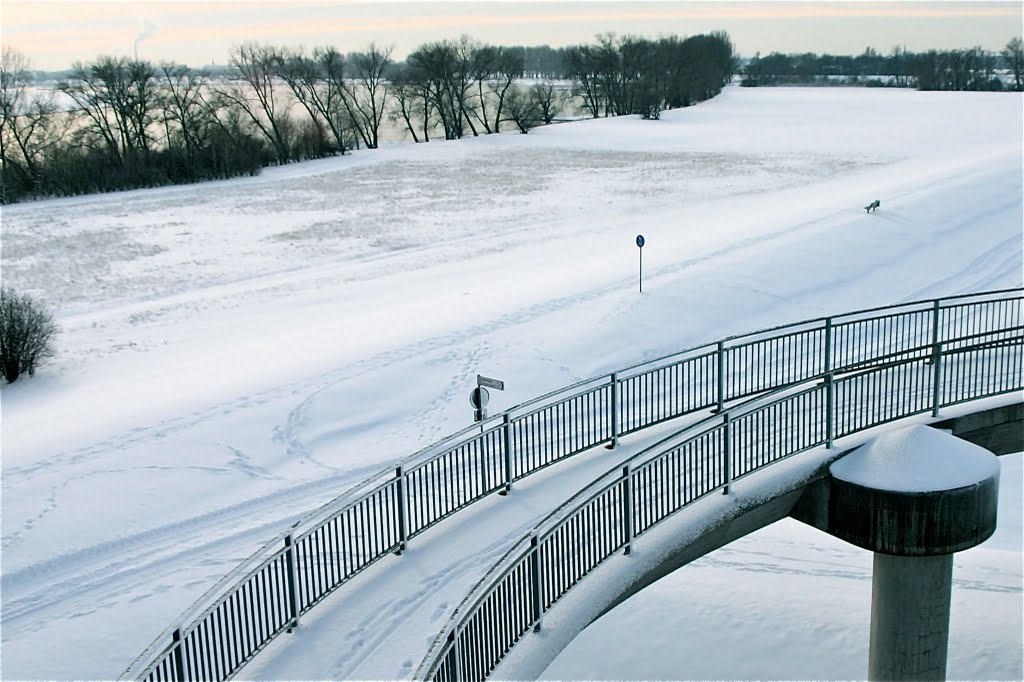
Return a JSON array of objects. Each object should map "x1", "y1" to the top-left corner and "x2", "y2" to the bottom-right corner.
[{"x1": 827, "y1": 425, "x2": 1000, "y2": 556}]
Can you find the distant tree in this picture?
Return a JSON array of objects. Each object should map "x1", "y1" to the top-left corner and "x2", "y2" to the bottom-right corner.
[
  {"x1": 0, "y1": 287, "x2": 57, "y2": 384},
  {"x1": 58, "y1": 56, "x2": 158, "y2": 168},
  {"x1": 449, "y1": 36, "x2": 486, "y2": 137},
  {"x1": 156, "y1": 62, "x2": 217, "y2": 172},
  {"x1": 274, "y1": 47, "x2": 352, "y2": 155},
  {"x1": 389, "y1": 63, "x2": 431, "y2": 142},
  {"x1": 1003, "y1": 37, "x2": 1024, "y2": 91},
  {"x1": 475, "y1": 46, "x2": 524, "y2": 133},
  {"x1": 530, "y1": 81, "x2": 567, "y2": 124},
  {"x1": 504, "y1": 45, "x2": 564, "y2": 78},
  {"x1": 406, "y1": 37, "x2": 484, "y2": 140},
  {"x1": 217, "y1": 43, "x2": 293, "y2": 163},
  {"x1": 890, "y1": 45, "x2": 911, "y2": 87},
  {"x1": 563, "y1": 44, "x2": 604, "y2": 118},
  {"x1": 504, "y1": 86, "x2": 539, "y2": 133},
  {"x1": 1, "y1": 48, "x2": 69, "y2": 201},
  {"x1": 342, "y1": 44, "x2": 393, "y2": 149}
]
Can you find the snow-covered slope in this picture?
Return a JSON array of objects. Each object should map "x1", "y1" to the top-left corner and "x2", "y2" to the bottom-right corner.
[{"x1": 1, "y1": 87, "x2": 1021, "y2": 679}]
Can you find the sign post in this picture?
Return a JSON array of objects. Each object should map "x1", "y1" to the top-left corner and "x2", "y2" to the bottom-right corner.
[
  {"x1": 470, "y1": 375, "x2": 505, "y2": 428},
  {"x1": 469, "y1": 386, "x2": 490, "y2": 422},
  {"x1": 635, "y1": 234, "x2": 645, "y2": 292}
]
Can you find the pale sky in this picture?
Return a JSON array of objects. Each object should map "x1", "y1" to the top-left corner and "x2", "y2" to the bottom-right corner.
[{"x1": 2, "y1": 1, "x2": 1022, "y2": 71}]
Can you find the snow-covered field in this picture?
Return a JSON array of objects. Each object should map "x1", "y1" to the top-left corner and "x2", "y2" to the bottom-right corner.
[{"x1": 1, "y1": 86, "x2": 1021, "y2": 680}]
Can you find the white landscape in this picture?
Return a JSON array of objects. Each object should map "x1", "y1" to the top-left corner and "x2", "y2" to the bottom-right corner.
[{"x1": 1, "y1": 86, "x2": 1022, "y2": 680}]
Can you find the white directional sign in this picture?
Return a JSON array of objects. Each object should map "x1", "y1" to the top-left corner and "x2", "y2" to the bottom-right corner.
[{"x1": 477, "y1": 375, "x2": 505, "y2": 391}]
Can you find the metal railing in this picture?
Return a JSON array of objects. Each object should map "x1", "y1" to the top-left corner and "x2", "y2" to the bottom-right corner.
[
  {"x1": 123, "y1": 288, "x2": 1022, "y2": 682},
  {"x1": 417, "y1": 300, "x2": 1023, "y2": 682}
]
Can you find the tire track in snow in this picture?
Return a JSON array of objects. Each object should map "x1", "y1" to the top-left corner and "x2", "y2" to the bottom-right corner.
[
  {"x1": 0, "y1": 459, "x2": 388, "y2": 629},
  {"x1": 902, "y1": 234, "x2": 1024, "y2": 302},
  {"x1": 781, "y1": 197, "x2": 1022, "y2": 304}
]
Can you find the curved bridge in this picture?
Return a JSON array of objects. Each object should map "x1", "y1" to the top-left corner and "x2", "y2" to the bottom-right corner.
[
  {"x1": 124, "y1": 289, "x2": 1022, "y2": 682},
  {"x1": 434, "y1": 402, "x2": 1021, "y2": 681}
]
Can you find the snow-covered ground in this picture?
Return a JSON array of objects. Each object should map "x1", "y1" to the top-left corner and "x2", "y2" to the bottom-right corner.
[{"x1": 1, "y1": 87, "x2": 1021, "y2": 680}]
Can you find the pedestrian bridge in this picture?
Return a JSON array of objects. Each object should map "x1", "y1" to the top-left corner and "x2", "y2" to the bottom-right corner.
[{"x1": 123, "y1": 289, "x2": 1022, "y2": 682}]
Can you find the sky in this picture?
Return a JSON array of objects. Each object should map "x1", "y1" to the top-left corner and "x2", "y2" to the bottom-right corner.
[{"x1": 1, "y1": 1, "x2": 1023, "y2": 73}]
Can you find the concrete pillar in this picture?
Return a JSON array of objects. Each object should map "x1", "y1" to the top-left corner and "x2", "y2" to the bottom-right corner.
[
  {"x1": 826, "y1": 425, "x2": 1000, "y2": 682},
  {"x1": 869, "y1": 553, "x2": 952, "y2": 681}
]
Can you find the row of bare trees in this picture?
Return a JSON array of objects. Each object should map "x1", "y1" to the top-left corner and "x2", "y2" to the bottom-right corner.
[
  {"x1": 741, "y1": 38, "x2": 1024, "y2": 91},
  {"x1": 565, "y1": 32, "x2": 737, "y2": 119},
  {"x1": 1, "y1": 31, "x2": 736, "y2": 203}
]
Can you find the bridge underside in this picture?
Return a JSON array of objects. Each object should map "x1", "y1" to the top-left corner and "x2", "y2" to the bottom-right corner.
[{"x1": 492, "y1": 402, "x2": 1022, "y2": 681}]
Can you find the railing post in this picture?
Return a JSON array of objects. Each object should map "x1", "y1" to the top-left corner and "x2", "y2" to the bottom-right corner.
[
  {"x1": 931, "y1": 299, "x2": 943, "y2": 417},
  {"x1": 722, "y1": 413, "x2": 732, "y2": 495},
  {"x1": 171, "y1": 627, "x2": 186, "y2": 682},
  {"x1": 826, "y1": 372, "x2": 835, "y2": 449},
  {"x1": 395, "y1": 466, "x2": 408, "y2": 555},
  {"x1": 500, "y1": 413, "x2": 513, "y2": 495},
  {"x1": 530, "y1": 534, "x2": 543, "y2": 632},
  {"x1": 622, "y1": 465, "x2": 633, "y2": 555},
  {"x1": 932, "y1": 341, "x2": 943, "y2": 418},
  {"x1": 450, "y1": 626, "x2": 463, "y2": 682},
  {"x1": 607, "y1": 373, "x2": 620, "y2": 449},
  {"x1": 824, "y1": 317, "x2": 835, "y2": 448},
  {"x1": 284, "y1": 533, "x2": 300, "y2": 631},
  {"x1": 824, "y1": 317, "x2": 833, "y2": 375},
  {"x1": 716, "y1": 341, "x2": 725, "y2": 413}
]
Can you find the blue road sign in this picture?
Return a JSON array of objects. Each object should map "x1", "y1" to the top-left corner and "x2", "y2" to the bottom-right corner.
[{"x1": 636, "y1": 235, "x2": 645, "y2": 248}]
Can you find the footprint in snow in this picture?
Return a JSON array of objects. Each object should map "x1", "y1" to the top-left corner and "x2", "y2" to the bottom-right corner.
[{"x1": 430, "y1": 601, "x2": 449, "y2": 623}]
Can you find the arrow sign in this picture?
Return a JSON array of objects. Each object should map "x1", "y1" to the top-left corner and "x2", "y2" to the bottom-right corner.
[{"x1": 477, "y1": 374, "x2": 505, "y2": 391}]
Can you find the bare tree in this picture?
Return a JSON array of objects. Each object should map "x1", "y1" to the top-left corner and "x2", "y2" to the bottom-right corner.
[
  {"x1": 58, "y1": 56, "x2": 158, "y2": 167},
  {"x1": 484, "y1": 47, "x2": 524, "y2": 133},
  {"x1": 504, "y1": 86, "x2": 540, "y2": 133},
  {"x1": 530, "y1": 81, "x2": 567, "y2": 124},
  {"x1": 274, "y1": 47, "x2": 351, "y2": 154},
  {"x1": 389, "y1": 63, "x2": 432, "y2": 143},
  {"x1": 340, "y1": 44, "x2": 393, "y2": 149},
  {"x1": 217, "y1": 43, "x2": 293, "y2": 163},
  {"x1": 1, "y1": 48, "x2": 68, "y2": 201},
  {"x1": 407, "y1": 41, "x2": 462, "y2": 139},
  {"x1": 452, "y1": 36, "x2": 485, "y2": 137},
  {"x1": 157, "y1": 62, "x2": 214, "y2": 165},
  {"x1": 563, "y1": 45, "x2": 604, "y2": 118},
  {"x1": 406, "y1": 36, "x2": 493, "y2": 139}
]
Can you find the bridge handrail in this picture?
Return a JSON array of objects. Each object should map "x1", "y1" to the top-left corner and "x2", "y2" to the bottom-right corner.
[
  {"x1": 416, "y1": 327, "x2": 1023, "y2": 681},
  {"x1": 122, "y1": 288, "x2": 1022, "y2": 681}
]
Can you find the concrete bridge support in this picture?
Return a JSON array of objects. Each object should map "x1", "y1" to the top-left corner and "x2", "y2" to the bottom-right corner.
[
  {"x1": 826, "y1": 425, "x2": 1000, "y2": 682},
  {"x1": 869, "y1": 553, "x2": 953, "y2": 681}
]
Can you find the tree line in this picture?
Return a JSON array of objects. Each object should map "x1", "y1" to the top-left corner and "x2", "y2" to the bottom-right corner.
[
  {"x1": 741, "y1": 38, "x2": 1024, "y2": 91},
  {"x1": 0, "y1": 31, "x2": 736, "y2": 204}
]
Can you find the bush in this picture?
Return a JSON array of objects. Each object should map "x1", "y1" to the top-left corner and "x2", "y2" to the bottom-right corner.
[{"x1": 0, "y1": 287, "x2": 57, "y2": 384}]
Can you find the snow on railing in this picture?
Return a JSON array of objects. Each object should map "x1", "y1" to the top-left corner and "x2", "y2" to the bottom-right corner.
[
  {"x1": 122, "y1": 288, "x2": 1022, "y2": 681},
  {"x1": 417, "y1": 297, "x2": 1023, "y2": 682}
]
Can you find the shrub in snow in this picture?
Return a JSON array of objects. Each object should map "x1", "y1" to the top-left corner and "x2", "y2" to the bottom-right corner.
[{"x1": 0, "y1": 287, "x2": 56, "y2": 384}]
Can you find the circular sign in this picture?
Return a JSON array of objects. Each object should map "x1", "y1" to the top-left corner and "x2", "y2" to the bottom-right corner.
[
  {"x1": 469, "y1": 386, "x2": 490, "y2": 409},
  {"x1": 636, "y1": 235, "x2": 645, "y2": 248}
]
